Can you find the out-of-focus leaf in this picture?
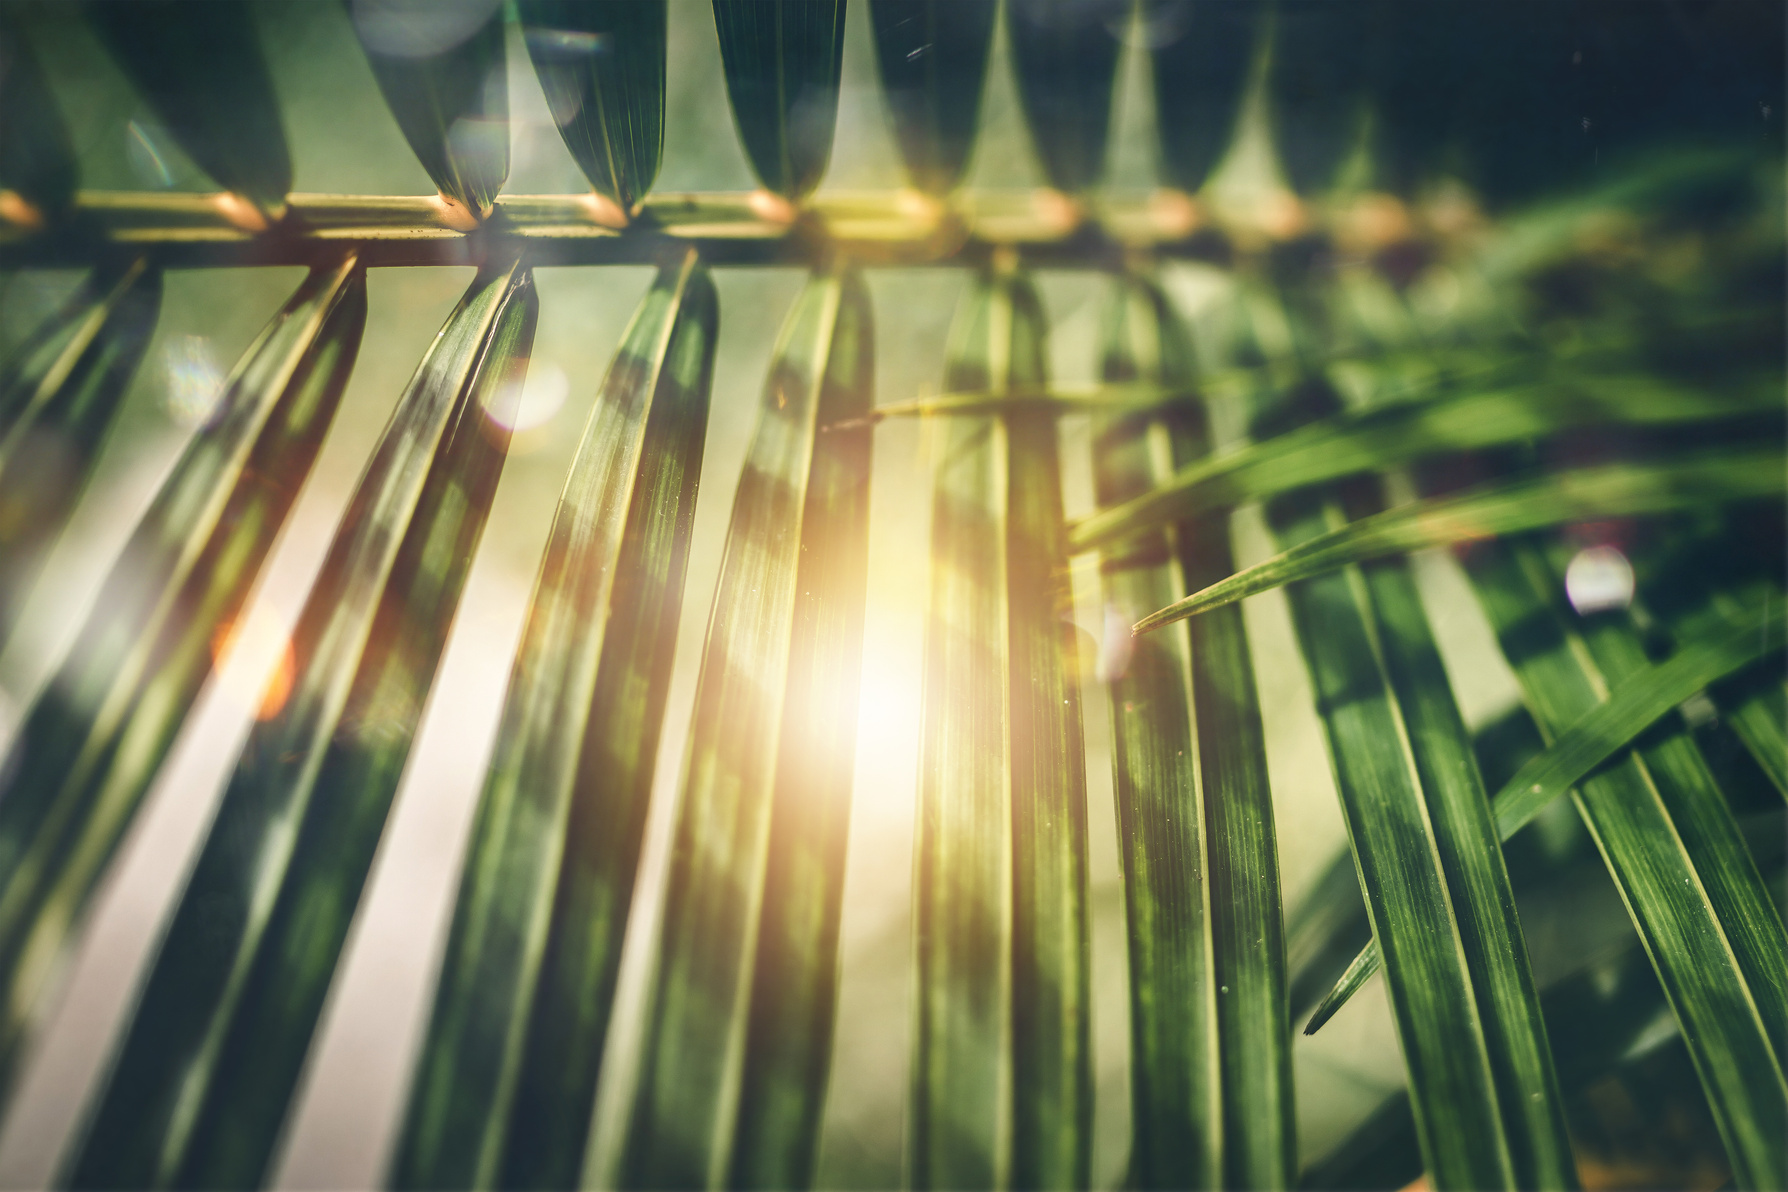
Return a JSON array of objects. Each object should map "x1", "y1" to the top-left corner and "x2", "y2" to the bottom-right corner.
[
  {"x1": 617, "y1": 264, "x2": 872, "y2": 1189},
  {"x1": 85, "y1": 0, "x2": 291, "y2": 222},
  {"x1": 1005, "y1": 0, "x2": 1126, "y2": 195},
  {"x1": 1285, "y1": 848, "x2": 1368, "y2": 1025},
  {"x1": 0, "y1": 258, "x2": 160, "y2": 642},
  {"x1": 0, "y1": 15, "x2": 76, "y2": 224},
  {"x1": 860, "y1": 383, "x2": 1190, "y2": 424},
  {"x1": 867, "y1": 0, "x2": 995, "y2": 196},
  {"x1": 711, "y1": 0, "x2": 847, "y2": 201},
  {"x1": 910, "y1": 266, "x2": 1089, "y2": 1190},
  {"x1": 1309, "y1": 601, "x2": 1788, "y2": 1033},
  {"x1": 519, "y1": 0, "x2": 665, "y2": 212},
  {"x1": 1070, "y1": 371, "x2": 1782, "y2": 554},
  {"x1": 391, "y1": 251, "x2": 716, "y2": 1191},
  {"x1": 1135, "y1": 449, "x2": 1786, "y2": 634},
  {"x1": 67, "y1": 259, "x2": 535, "y2": 1190},
  {"x1": 1266, "y1": 0, "x2": 1373, "y2": 195},
  {"x1": 1148, "y1": 0, "x2": 1261, "y2": 194},
  {"x1": 1461, "y1": 535, "x2": 1788, "y2": 1191},
  {"x1": 0, "y1": 257, "x2": 363, "y2": 1098},
  {"x1": 353, "y1": 0, "x2": 509, "y2": 223},
  {"x1": 1095, "y1": 272, "x2": 1293, "y2": 1189}
]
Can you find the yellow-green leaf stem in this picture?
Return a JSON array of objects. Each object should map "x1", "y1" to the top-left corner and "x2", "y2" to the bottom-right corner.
[
  {"x1": 909, "y1": 266, "x2": 1090, "y2": 1191},
  {"x1": 1309, "y1": 601, "x2": 1788, "y2": 1034},
  {"x1": 68, "y1": 260, "x2": 535, "y2": 1190},
  {"x1": 1094, "y1": 273, "x2": 1292, "y2": 1189},
  {"x1": 1136, "y1": 449, "x2": 1787, "y2": 634},
  {"x1": 0, "y1": 258, "x2": 161, "y2": 642},
  {"x1": 392, "y1": 251, "x2": 717, "y2": 1191},
  {"x1": 0, "y1": 257, "x2": 362, "y2": 1101},
  {"x1": 618, "y1": 264, "x2": 872, "y2": 1189},
  {"x1": 711, "y1": 0, "x2": 847, "y2": 201}
]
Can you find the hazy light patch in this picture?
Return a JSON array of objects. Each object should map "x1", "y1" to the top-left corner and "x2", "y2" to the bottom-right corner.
[
  {"x1": 854, "y1": 613, "x2": 922, "y2": 818},
  {"x1": 1565, "y1": 545, "x2": 1635, "y2": 614},
  {"x1": 350, "y1": 0, "x2": 501, "y2": 58},
  {"x1": 484, "y1": 362, "x2": 568, "y2": 449},
  {"x1": 211, "y1": 606, "x2": 296, "y2": 722},
  {"x1": 1096, "y1": 601, "x2": 1134, "y2": 683},
  {"x1": 164, "y1": 335, "x2": 226, "y2": 428}
]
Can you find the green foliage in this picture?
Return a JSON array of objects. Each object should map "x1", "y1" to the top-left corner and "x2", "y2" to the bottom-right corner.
[{"x1": 711, "y1": 0, "x2": 847, "y2": 201}]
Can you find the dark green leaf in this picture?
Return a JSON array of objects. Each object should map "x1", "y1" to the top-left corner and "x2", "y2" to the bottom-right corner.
[
  {"x1": 1135, "y1": 449, "x2": 1786, "y2": 634},
  {"x1": 519, "y1": 0, "x2": 666, "y2": 212},
  {"x1": 1095, "y1": 272, "x2": 1293, "y2": 1189},
  {"x1": 1070, "y1": 369, "x2": 1781, "y2": 555},
  {"x1": 618, "y1": 263, "x2": 872, "y2": 1189},
  {"x1": 1147, "y1": 0, "x2": 1262, "y2": 194},
  {"x1": 0, "y1": 258, "x2": 362, "y2": 1103},
  {"x1": 86, "y1": 0, "x2": 292, "y2": 222},
  {"x1": 1266, "y1": 1, "x2": 1373, "y2": 195},
  {"x1": 68, "y1": 259, "x2": 535, "y2": 1190},
  {"x1": 0, "y1": 258, "x2": 161, "y2": 644},
  {"x1": 1005, "y1": 0, "x2": 1126, "y2": 194},
  {"x1": 910, "y1": 266, "x2": 1089, "y2": 1190},
  {"x1": 354, "y1": 0, "x2": 509, "y2": 224},
  {"x1": 711, "y1": 0, "x2": 847, "y2": 201},
  {"x1": 391, "y1": 250, "x2": 716, "y2": 1191},
  {"x1": 867, "y1": 0, "x2": 996, "y2": 196},
  {"x1": 0, "y1": 15, "x2": 77, "y2": 223}
]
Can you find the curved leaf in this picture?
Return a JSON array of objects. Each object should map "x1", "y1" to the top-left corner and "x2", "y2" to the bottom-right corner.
[
  {"x1": 0, "y1": 15, "x2": 77, "y2": 224},
  {"x1": 1005, "y1": 0, "x2": 1126, "y2": 194},
  {"x1": 1309, "y1": 601, "x2": 1788, "y2": 1034},
  {"x1": 86, "y1": 0, "x2": 291, "y2": 221},
  {"x1": 1266, "y1": 0, "x2": 1373, "y2": 195},
  {"x1": 617, "y1": 264, "x2": 873, "y2": 1189},
  {"x1": 867, "y1": 0, "x2": 996, "y2": 196},
  {"x1": 711, "y1": 0, "x2": 847, "y2": 201},
  {"x1": 0, "y1": 258, "x2": 161, "y2": 643},
  {"x1": 1095, "y1": 273, "x2": 1293, "y2": 1189},
  {"x1": 1148, "y1": 0, "x2": 1262, "y2": 194},
  {"x1": 1071, "y1": 369, "x2": 1782, "y2": 554},
  {"x1": 1135, "y1": 450, "x2": 1787, "y2": 634},
  {"x1": 68, "y1": 259, "x2": 535, "y2": 1190},
  {"x1": 391, "y1": 251, "x2": 716, "y2": 1191},
  {"x1": 519, "y1": 0, "x2": 665, "y2": 212},
  {"x1": 0, "y1": 258, "x2": 363, "y2": 1099},
  {"x1": 354, "y1": 0, "x2": 509, "y2": 223}
]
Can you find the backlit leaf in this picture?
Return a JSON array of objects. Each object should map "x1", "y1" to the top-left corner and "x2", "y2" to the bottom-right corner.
[
  {"x1": 868, "y1": 0, "x2": 996, "y2": 196},
  {"x1": 711, "y1": 0, "x2": 847, "y2": 201},
  {"x1": 1005, "y1": 0, "x2": 1126, "y2": 195},
  {"x1": 0, "y1": 15, "x2": 77, "y2": 223},
  {"x1": 1147, "y1": 0, "x2": 1261, "y2": 194}
]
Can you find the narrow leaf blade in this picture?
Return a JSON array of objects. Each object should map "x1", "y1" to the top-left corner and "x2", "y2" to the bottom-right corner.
[
  {"x1": 867, "y1": 0, "x2": 996, "y2": 196},
  {"x1": 1005, "y1": 0, "x2": 1126, "y2": 194},
  {"x1": 711, "y1": 0, "x2": 847, "y2": 200}
]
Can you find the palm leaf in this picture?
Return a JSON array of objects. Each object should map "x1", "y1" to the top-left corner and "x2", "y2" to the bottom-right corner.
[
  {"x1": 85, "y1": 0, "x2": 291, "y2": 224},
  {"x1": 0, "y1": 14, "x2": 76, "y2": 225},
  {"x1": 67, "y1": 259, "x2": 535, "y2": 1190},
  {"x1": 0, "y1": 258, "x2": 161, "y2": 642},
  {"x1": 1266, "y1": 1, "x2": 1373, "y2": 195},
  {"x1": 911, "y1": 265, "x2": 1090, "y2": 1189},
  {"x1": 1094, "y1": 272, "x2": 1293, "y2": 1189},
  {"x1": 1005, "y1": 0, "x2": 1126, "y2": 195},
  {"x1": 519, "y1": 0, "x2": 666, "y2": 215},
  {"x1": 1148, "y1": 0, "x2": 1261, "y2": 195},
  {"x1": 0, "y1": 257, "x2": 363, "y2": 1099},
  {"x1": 391, "y1": 250, "x2": 716, "y2": 1191},
  {"x1": 354, "y1": 0, "x2": 509, "y2": 225},
  {"x1": 1070, "y1": 370, "x2": 1781, "y2": 555},
  {"x1": 867, "y1": 0, "x2": 996, "y2": 196},
  {"x1": 1309, "y1": 600, "x2": 1788, "y2": 1033},
  {"x1": 1134, "y1": 449, "x2": 1785, "y2": 634},
  {"x1": 617, "y1": 263, "x2": 872, "y2": 1189},
  {"x1": 710, "y1": 0, "x2": 847, "y2": 201}
]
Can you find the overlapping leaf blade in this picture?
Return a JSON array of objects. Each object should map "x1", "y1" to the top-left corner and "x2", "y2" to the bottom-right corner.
[
  {"x1": 1005, "y1": 0, "x2": 1126, "y2": 195},
  {"x1": 1136, "y1": 449, "x2": 1786, "y2": 633},
  {"x1": 1094, "y1": 272, "x2": 1293, "y2": 1189},
  {"x1": 1148, "y1": 0, "x2": 1261, "y2": 194},
  {"x1": 68, "y1": 259, "x2": 535, "y2": 1190},
  {"x1": 519, "y1": 0, "x2": 666, "y2": 213},
  {"x1": 85, "y1": 0, "x2": 291, "y2": 221},
  {"x1": 354, "y1": 0, "x2": 509, "y2": 223},
  {"x1": 392, "y1": 250, "x2": 716, "y2": 1191},
  {"x1": 0, "y1": 258, "x2": 161, "y2": 642},
  {"x1": 0, "y1": 257, "x2": 364, "y2": 1097},
  {"x1": 910, "y1": 266, "x2": 1089, "y2": 1190},
  {"x1": 0, "y1": 14, "x2": 77, "y2": 224},
  {"x1": 1310, "y1": 601, "x2": 1788, "y2": 1033},
  {"x1": 867, "y1": 0, "x2": 996, "y2": 196},
  {"x1": 711, "y1": 0, "x2": 847, "y2": 201},
  {"x1": 1071, "y1": 369, "x2": 1781, "y2": 555},
  {"x1": 618, "y1": 263, "x2": 872, "y2": 1189}
]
